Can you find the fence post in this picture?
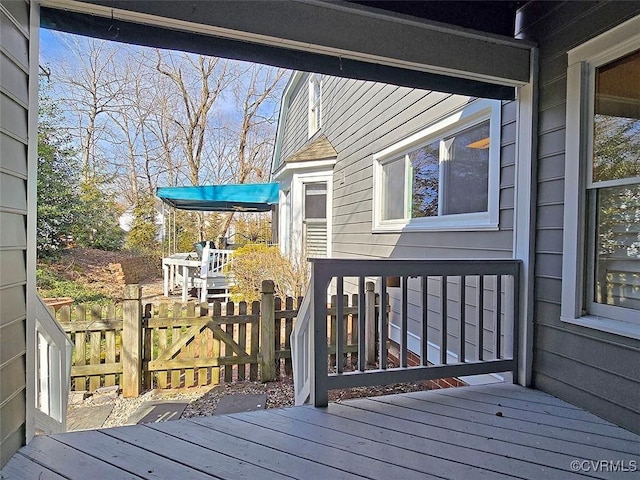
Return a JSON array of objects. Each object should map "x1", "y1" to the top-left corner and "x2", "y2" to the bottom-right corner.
[
  {"x1": 122, "y1": 284, "x2": 142, "y2": 397},
  {"x1": 365, "y1": 281, "x2": 376, "y2": 365},
  {"x1": 260, "y1": 280, "x2": 276, "y2": 382}
]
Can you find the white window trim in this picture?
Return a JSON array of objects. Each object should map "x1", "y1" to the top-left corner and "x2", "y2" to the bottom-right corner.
[
  {"x1": 561, "y1": 14, "x2": 640, "y2": 339},
  {"x1": 308, "y1": 73, "x2": 322, "y2": 138},
  {"x1": 372, "y1": 98, "x2": 501, "y2": 232}
]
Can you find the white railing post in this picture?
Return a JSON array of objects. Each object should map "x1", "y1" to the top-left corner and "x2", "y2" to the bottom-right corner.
[
  {"x1": 291, "y1": 279, "x2": 313, "y2": 405},
  {"x1": 33, "y1": 295, "x2": 73, "y2": 433}
]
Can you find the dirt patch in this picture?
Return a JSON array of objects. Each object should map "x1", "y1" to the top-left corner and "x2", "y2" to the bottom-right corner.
[{"x1": 46, "y1": 248, "x2": 163, "y2": 300}]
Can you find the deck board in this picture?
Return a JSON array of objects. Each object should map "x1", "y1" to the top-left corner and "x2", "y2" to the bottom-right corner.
[
  {"x1": 3, "y1": 384, "x2": 640, "y2": 479},
  {"x1": 52, "y1": 429, "x2": 215, "y2": 480},
  {"x1": 226, "y1": 410, "x2": 513, "y2": 479},
  {"x1": 371, "y1": 394, "x2": 640, "y2": 453},
  {"x1": 151, "y1": 416, "x2": 363, "y2": 479},
  {"x1": 104, "y1": 424, "x2": 287, "y2": 479},
  {"x1": 431, "y1": 384, "x2": 612, "y2": 424},
  {"x1": 400, "y1": 389, "x2": 634, "y2": 438},
  {"x1": 272, "y1": 402, "x2": 589, "y2": 479},
  {"x1": 0, "y1": 453, "x2": 65, "y2": 480}
]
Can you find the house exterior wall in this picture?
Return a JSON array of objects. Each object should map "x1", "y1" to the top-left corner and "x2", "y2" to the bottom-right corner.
[
  {"x1": 0, "y1": 0, "x2": 30, "y2": 467},
  {"x1": 275, "y1": 72, "x2": 517, "y2": 362},
  {"x1": 518, "y1": 1, "x2": 640, "y2": 433}
]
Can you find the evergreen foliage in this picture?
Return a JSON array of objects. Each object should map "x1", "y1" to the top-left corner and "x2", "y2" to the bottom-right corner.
[{"x1": 37, "y1": 79, "x2": 80, "y2": 259}]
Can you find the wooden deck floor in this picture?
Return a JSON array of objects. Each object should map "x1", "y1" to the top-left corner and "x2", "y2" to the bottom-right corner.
[{"x1": 3, "y1": 383, "x2": 639, "y2": 479}]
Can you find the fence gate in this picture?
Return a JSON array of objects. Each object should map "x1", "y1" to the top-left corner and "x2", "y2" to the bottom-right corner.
[{"x1": 144, "y1": 300, "x2": 261, "y2": 389}]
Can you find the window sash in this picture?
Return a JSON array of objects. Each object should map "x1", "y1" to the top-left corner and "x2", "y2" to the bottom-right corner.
[
  {"x1": 375, "y1": 100, "x2": 498, "y2": 231},
  {"x1": 309, "y1": 74, "x2": 322, "y2": 135},
  {"x1": 561, "y1": 14, "x2": 640, "y2": 336}
]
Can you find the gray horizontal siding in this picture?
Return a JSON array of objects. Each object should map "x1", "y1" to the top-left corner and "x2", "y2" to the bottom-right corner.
[
  {"x1": 0, "y1": 1, "x2": 29, "y2": 467},
  {"x1": 279, "y1": 69, "x2": 517, "y2": 347},
  {"x1": 1, "y1": 132, "x2": 28, "y2": 177},
  {"x1": 518, "y1": 0, "x2": 640, "y2": 434},
  {"x1": 279, "y1": 75, "x2": 308, "y2": 162}
]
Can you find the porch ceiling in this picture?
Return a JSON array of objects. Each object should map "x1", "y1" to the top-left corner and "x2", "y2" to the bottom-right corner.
[{"x1": 39, "y1": 0, "x2": 534, "y2": 100}]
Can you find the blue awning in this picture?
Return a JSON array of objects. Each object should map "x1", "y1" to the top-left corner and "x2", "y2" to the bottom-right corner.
[{"x1": 156, "y1": 183, "x2": 279, "y2": 212}]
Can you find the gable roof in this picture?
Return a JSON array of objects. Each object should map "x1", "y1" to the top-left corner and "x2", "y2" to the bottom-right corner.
[{"x1": 284, "y1": 135, "x2": 337, "y2": 164}]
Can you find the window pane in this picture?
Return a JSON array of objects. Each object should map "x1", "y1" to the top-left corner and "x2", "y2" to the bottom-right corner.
[
  {"x1": 410, "y1": 140, "x2": 440, "y2": 217},
  {"x1": 593, "y1": 183, "x2": 640, "y2": 311},
  {"x1": 382, "y1": 157, "x2": 405, "y2": 220},
  {"x1": 593, "y1": 49, "x2": 640, "y2": 183},
  {"x1": 304, "y1": 183, "x2": 326, "y2": 219},
  {"x1": 442, "y1": 121, "x2": 490, "y2": 215}
]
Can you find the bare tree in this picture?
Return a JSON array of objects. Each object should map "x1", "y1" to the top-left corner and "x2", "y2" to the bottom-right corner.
[
  {"x1": 156, "y1": 51, "x2": 232, "y2": 186},
  {"x1": 217, "y1": 64, "x2": 287, "y2": 237},
  {"x1": 53, "y1": 36, "x2": 124, "y2": 182},
  {"x1": 44, "y1": 32, "x2": 288, "y2": 247}
]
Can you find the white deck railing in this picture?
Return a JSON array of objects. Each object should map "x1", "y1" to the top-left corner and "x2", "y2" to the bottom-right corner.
[
  {"x1": 34, "y1": 294, "x2": 73, "y2": 434},
  {"x1": 291, "y1": 258, "x2": 521, "y2": 407},
  {"x1": 291, "y1": 279, "x2": 313, "y2": 405},
  {"x1": 162, "y1": 244, "x2": 234, "y2": 302}
]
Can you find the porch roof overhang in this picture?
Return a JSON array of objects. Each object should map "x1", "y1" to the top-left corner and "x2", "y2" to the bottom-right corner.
[
  {"x1": 39, "y1": 0, "x2": 534, "y2": 100},
  {"x1": 156, "y1": 183, "x2": 279, "y2": 213}
]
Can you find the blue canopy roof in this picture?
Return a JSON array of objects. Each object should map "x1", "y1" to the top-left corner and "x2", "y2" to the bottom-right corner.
[{"x1": 156, "y1": 183, "x2": 279, "y2": 212}]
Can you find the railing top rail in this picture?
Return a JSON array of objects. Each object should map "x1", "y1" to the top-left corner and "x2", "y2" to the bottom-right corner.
[{"x1": 309, "y1": 258, "x2": 522, "y2": 279}]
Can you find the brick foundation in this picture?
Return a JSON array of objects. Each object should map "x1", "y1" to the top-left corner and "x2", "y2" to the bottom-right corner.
[{"x1": 387, "y1": 340, "x2": 466, "y2": 390}]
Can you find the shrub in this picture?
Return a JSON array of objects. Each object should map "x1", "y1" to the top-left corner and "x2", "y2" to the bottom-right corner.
[{"x1": 226, "y1": 244, "x2": 309, "y2": 302}]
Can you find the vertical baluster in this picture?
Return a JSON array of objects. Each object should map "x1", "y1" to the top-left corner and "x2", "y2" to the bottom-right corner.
[
  {"x1": 350, "y1": 293, "x2": 358, "y2": 369},
  {"x1": 495, "y1": 275, "x2": 502, "y2": 360},
  {"x1": 511, "y1": 270, "x2": 520, "y2": 382},
  {"x1": 358, "y1": 277, "x2": 366, "y2": 372},
  {"x1": 478, "y1": 276, "x2": 484, "y2": 361},
  {"x1": 379, "y1": 277, "x2": 388, "y2": 370},
  {"x1": 421, "y1": 276, "x2": 429, "y2": 366},
  {"x1": 329, "y1": 295, "x2": 336, "y2": 367},
  {"x1": 441, "y1": 276, "x2": 448, "y2": 365},
  {"x1": 459, "y1": 276, "x2": 466, "y2": 363},
  {"x1": 400, "y1": 276, "x2": 408, "y2": 368},
  {"x1": 336, "y1": 277, "x2": 344, "y2": 374}
]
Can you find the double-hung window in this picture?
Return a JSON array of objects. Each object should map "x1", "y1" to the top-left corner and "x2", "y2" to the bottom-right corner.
[
  {"x1": 373, "y1": 99, "x2": 501, "y2": 231},
  {"x1": 303, "y1": 182, "x2": 328, "y2": 257},
  {"x1": 308, "y1": 74, "x2": 322, "y2": 137},
  {"x1": 562, "y1": 15, "x2": 640, "y2": 337}
]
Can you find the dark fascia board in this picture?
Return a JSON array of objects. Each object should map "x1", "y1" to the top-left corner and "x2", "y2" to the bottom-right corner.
[{"x1": 40, "y1": 0, "x2": 534, "y2": 99}]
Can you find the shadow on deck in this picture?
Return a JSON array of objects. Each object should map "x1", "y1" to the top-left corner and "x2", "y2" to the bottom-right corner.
[{"x1": 3, "y1": 383, "x2": 639, "y2": 479}]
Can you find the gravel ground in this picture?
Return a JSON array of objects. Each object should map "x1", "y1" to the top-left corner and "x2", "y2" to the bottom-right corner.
[{"x1": 96, "y1": 374, "x2": 436, "y2": 428}]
